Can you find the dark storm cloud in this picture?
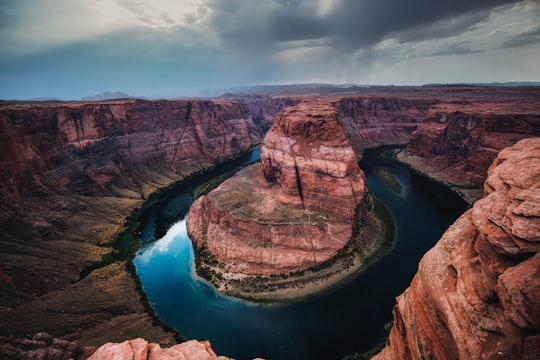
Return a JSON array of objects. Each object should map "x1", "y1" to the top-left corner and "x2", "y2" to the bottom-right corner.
[
  {"x1": 394, "y1": 12, "x2": 488, "y2": 43},
  {"x1": 326, "y1": 0, "x2": 520, "y2": 46},
  {"x1": 500, "y1": 26, "x2": 540, "y2": 48},
  {"x1": 1, "y1": 0, "x2": 538, "y2": 99},
  {"x1": 206, "y1": 0, "x2": 521, "y2": 51}
]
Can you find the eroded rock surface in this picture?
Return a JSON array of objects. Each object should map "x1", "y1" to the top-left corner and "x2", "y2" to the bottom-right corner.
[
  {"x1": 336, "y1": 97, "x2": 438, "y2": 155},
  {"x1": 88, "y1": 338, "x2": 233, "y2": 360},
  {"x1": 0, "y1": 99, "x2": 262, "y2": 344},
  {"x1": 187, "y1": 101, "x2": 367, "y2": 276},
  {"x1": 0, "y1": 333, "x2": 242, "y2": 360},
  {"x1": 400, "y1": 89, "x2": 540, "y2": 202},
  {"x1": 0, "y1": 332, "x2": 94, "y2": 360},
  {"x1": 374, "y1": 137, "x2": 540, "y2": 360}
]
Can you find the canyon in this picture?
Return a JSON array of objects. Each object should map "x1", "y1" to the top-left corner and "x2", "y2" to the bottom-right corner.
[
  {"x1": 0, "y1": 98, "x2": 268, "y2": 345},
  {"x1": 374, "y1": 137, "x2": 540, "y2": 360},
  {"x1": 0, "y1": 86, "x2": 539, "y2": 358}
]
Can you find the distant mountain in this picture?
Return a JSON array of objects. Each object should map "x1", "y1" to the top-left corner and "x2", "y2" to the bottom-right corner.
[
  {"x1": 82, "y1": 91, "x2": 133, "y2": 101},
  {"x1": 424, "y1": 81, "x2": 540, "y2": 87}
]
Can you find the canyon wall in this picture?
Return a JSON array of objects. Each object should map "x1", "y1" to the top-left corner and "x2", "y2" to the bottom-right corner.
[
  {"x1": 187, "y1": 100, "x2": 367, "y2": 278},
  {"x1": 374, "y1": 137, "x2": 540, "y2": 360},
  {"x1": 242, "y1": 95, "x2": 301, "y2": 131},
  {"x1": 0, "y1": 99, "x2": 261, "y2": 208},
  {"x1": 335, "y1": 97, "x2": 438, "y2": 155},
  {"x1": 399, "y1": 89, "x2": 540, "y2": 202},
  {"x1": 0, "y1": 99, "x2": 262, "y2": 344}
]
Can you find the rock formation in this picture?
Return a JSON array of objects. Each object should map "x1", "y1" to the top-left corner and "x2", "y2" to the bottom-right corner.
[
  {"x1": 0, "y1": 333, "x2": 242, "y2": 360},
  {"x1": 240, "y1": 94, "x2": 301, "y2": 131},
  {"x1": 0, "y1": 332, "x2": 94, "y2": 360},
  {"x1": 187, "y1": 100, "x2": 368, "y2": 278},
  {"x1": 88, "y1": 338, "x2": 234, "y2": 360},
  {"x1": 0, "y1": 99, "x2": 261, "y2": 208},
  {"x1": 0, "y1": 99, "x2": 262, "y2": 344},
  {"x1": 336, "y1": 96, "x2": 438, "y2": 155},
  {"x1": 398, "y1": 88, "x2": 540, "y2": 202},
  {"x1": 374, "y1": 137, "x2": 540, "y2": 360}
]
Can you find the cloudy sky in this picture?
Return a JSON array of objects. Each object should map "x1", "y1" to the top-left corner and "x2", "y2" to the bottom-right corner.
[{"x1": 1, "y1": 0, "x2": 539, "y2": 99}]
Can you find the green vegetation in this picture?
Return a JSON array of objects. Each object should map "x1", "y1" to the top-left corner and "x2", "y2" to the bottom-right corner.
[
  {"x1": 79, "y1": 207, "x2": 142, "y2": 279},
  {"x1": 76, "y1": 147, "x2": 260, "y2": 342},
  {"x1": 78, "y1": 203, "x2": 184, "y2": 342},
  {"x1": 353, "y1": 190, "x2": 394, "y2": 266},
  {"x1": 193, "y1": 243, "x2": 223, "y2": 286},
  {"x1": 375, "y1": 167, "x2": 403, "y2": 195}
]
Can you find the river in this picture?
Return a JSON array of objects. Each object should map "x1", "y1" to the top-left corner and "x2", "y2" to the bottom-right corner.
[{"x1": 134, "y1": 148, "x2": 468, "y2": 360}]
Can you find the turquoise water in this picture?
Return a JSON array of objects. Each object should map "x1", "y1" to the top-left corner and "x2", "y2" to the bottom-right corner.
[{"x1": 134, "y1": 148, "x2": 468, "y2": 359}]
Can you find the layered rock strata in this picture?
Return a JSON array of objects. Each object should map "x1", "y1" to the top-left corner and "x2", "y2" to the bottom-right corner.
[
  {"x1": 0, "y1": 99, "x2": 261, "y2": 209},
  {"x1": 374, "y1": 137, "x2": 540, "y2": 360},
  {"x1": 0, "y1": 99, "x2": 262, "y2": 344},
  {"x1": 336, "y1": 97, "x2": 438, "y2": 155},
  {"x1": 399, "y1": 93, "x2": 540, "y2": 202},
  {"x1": 187, "y1": 101, "x2": 368, "y2": 278}
]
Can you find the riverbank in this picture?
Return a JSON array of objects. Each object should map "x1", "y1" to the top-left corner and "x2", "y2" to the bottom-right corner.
[
  {"x1": 0, "y1": 148, "x2": 261, "y2": 346},
  {"x1": 196, "y1": 192, "x2": 394, "y2": 302},
  {"x1": 395, "y1": 150, "x2": 482, "y2": 204}
]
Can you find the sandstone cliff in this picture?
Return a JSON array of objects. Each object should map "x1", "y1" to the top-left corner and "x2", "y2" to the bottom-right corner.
[
  {"x1": 336, "y1": 97, "x2": 438, "y2": 155},
  {"x1": 399, "y1": 89, "x2": 540, "y2": 202},
  {"x1": 0, "y1": 99, "x2": 262, "y2": 344},
  {"x1": 374, "y1": 137, "x2": 540, "y2": 360},
  {"x1": 0, "y1": 99, "x2": 261, "y2": 207},
  {"x1": 241, "y1": 95, "x2": 301, "y2": 131},
  {"x1": 187, "y1": 100, "x2": 373, "y2": 293}
]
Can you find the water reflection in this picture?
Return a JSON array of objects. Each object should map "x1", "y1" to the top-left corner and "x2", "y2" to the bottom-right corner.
[{"x1": 134, "y1": 148, "x2": 467, "y2": 360}]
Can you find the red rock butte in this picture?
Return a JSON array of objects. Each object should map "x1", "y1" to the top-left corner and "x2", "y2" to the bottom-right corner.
[{"x1": 187, "y1": 100, "x2": 367, "y2": 275}]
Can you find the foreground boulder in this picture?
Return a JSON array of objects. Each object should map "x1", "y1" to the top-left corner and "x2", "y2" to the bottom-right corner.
[
  {"x1": 187, "y1": 100, "x2": 373, "y2": 283},
  {"x1": 374, "y1": 137, "x2": 540, "y2": 360},
  {"x1": 88, "y1": 339, "x2": 234, "y2": 360},
  {"x1": 0, "y1": 333, "x2": 241, "y2": 360}
]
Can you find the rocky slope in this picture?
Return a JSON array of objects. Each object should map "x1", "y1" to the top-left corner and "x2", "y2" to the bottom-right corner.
[
  {"x1": 398, "y1": 88, "x2": 540, "y2": 202},
  {"x1": 0, "y1": 99, "x2": 262, "y2": 344},
  {"x1": 187, "y1": 100, "x2": 375, "y2": 295},
  {"x1": 374, "y1": 137, "x2": 540, "y2": 360},
  {"x1": 0, "y1": 333, "x2": 239, "y2": 360}
]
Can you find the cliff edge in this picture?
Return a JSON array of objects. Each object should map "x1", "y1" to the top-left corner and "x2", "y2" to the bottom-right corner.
[{"x1": 374, "y1": 137, "x2": 540, "y2": 360}]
